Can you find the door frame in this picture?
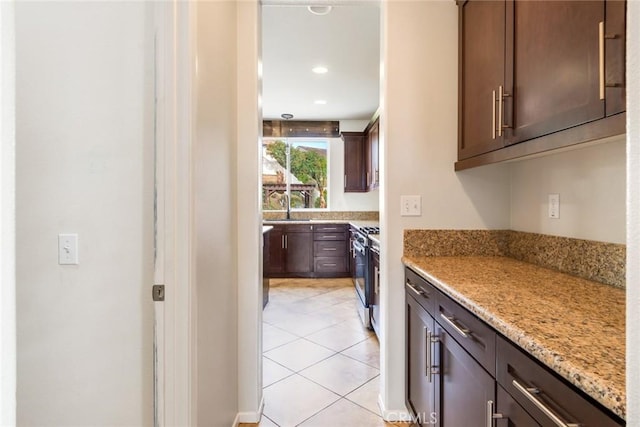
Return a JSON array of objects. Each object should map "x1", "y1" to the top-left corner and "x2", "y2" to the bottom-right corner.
[
  {"x1": 0, "y1": 1, "x2": 16, "y2": 424},
  {"x1": 153, "y1": 2, "x2": 196, "y2": 425}
]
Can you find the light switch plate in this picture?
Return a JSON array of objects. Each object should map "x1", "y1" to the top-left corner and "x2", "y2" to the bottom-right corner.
[
  {"x1": 401, "y1": 195, "x2": 422, "y2": 216},
  {"x1": 58, "y1": 234, "x2": 79, "y2": 265}
]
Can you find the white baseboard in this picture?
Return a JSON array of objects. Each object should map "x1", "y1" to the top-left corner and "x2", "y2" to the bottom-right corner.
[
  {"x1": 378, "y1": 393, "x2": 413, "y2": 422},
  {"x1": 232, "y1": 396, "x2": 265, "y2": 426}
]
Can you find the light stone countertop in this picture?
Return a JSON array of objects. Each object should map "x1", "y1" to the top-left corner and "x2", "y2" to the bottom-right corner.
[
  {"x1": 262, "y1": 225, "x2": 273, "y2": 234},
  {"x1": 402, "y1": 255, "x2": 626, "y2": 420},
  {"x1": 263, "y1": 219, "x2": 350, "y2": 225},
  {"x1": 263, "y1": 220, "x2": 380, "y2": 230}
]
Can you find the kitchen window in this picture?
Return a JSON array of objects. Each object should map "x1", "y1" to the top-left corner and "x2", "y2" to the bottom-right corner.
[{"x1": 262, "y1": 138, "x2": 329, "y2": 211}]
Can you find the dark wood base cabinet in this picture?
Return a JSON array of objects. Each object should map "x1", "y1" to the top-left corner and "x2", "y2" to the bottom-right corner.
[
  {"x1": 265, "y1": 223, "x2": 350, "y2": 278},
  {"x1": 405, "y1": 267, "x2": 624, "y2": 427}
]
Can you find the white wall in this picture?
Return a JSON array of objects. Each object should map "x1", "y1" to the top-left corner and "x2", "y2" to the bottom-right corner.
[
  {"x1": 510, "y1": 137, "x2": 626, "y2": 244},
  {"x1": 193, "y1": 1, "x2": 240, "y2": 425},
  {"x1": 15, "y1": 2, "x2": 154, "y2": 425},
  {"x1": 0, "y1": 1, "x2": 15, "y2": 424},
  {"x1": 627, "y1": 1, "x2": 639, "y2": 424},
  {"x1": 380, "y1": 0, "x2": 511, "y2": 418}
]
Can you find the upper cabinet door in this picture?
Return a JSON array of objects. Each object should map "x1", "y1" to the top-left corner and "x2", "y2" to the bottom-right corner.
[
  {"x1": 343, "y1": 132, "x2": 367, "y2": 193},
  {"x1": 458, "y1": 0, "x2": 507, "y2": 160},
  {"x1": 505, "y1": 1, "x2": 605, "y2": 145}
]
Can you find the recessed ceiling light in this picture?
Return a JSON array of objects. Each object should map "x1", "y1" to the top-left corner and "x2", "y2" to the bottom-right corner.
[
  {"x1": 312, "y1": 66, "x2": 328, "y2": 74},
  {"x1": 314, "y1": 100, "x2": 327, "y2": 105},
  {"x1": 308, "y1": 6, "x2": 332, "y2": 16}
]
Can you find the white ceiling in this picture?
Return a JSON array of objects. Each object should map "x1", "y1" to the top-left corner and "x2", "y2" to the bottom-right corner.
[{"x1": 261, "y1": 4, "x2": 381, "y2": 121}]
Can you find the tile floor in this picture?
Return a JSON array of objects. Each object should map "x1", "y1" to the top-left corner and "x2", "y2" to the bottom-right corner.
[{"x1": 243, "y1": 278, "x2": 407, "y2": 427}]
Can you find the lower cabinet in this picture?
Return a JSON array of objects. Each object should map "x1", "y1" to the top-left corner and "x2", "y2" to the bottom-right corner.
[
  {"x1": 438, "y1": 325, "x2": 495, "y2": 426},
  {"x1": 405, "y1": 266, "x2": 624, "y2": 427},
  {"x1": 406, "y1": 294, "x2": 437, "y2": 426},
  {"x1": 406, "y1": 284, "x2": 493, "y2": 427},
  {"x1": 265, "y1": 224, "x2": 313, "y2": 276},
  {"x1": 265, "y1": 223, "x2": 350, "y2": 278}
]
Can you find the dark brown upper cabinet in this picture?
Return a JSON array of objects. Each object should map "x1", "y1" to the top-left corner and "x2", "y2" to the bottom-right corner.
[
  {"x1": 343, "y1": 132, "x2": 367, "y2": 192},
  {"x1": 342, "y1": 114, "x2": 380, "y2": 193},
  {"x1": 457, "y1": 0, "x2": 626, "y2": 170}
]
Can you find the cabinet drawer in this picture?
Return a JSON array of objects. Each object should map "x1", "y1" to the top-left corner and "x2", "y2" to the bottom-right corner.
[
  {"x1": 435, "y1": 290, "x2": 495, "y2": 376},
  {"x1": 405, "y1": 268, "x2": 436, "y2": 316},
  {"x1": 496, "y1": 336, "x2": 623, "y2": 427},
  {"x1": 496, "y1": 385, "x2": 540, "y2": 426},
  {"x1": 286, "y1": 224, "x2": 314, "y2": 233},
  {"x1": 314, "y1": 241, "x2": 347, "y2": 257},
  {"x1": 314, "y1": 257, "x2": 347, "y2": 273},
  {"x1": 314, "y1": 231, "x2": 348, "y2": 241},
  {"x1": 313, "y1": 223, "x2": 347, "y2": 233}
]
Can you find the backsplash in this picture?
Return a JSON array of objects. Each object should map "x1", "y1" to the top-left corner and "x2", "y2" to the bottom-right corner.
[
  {"x1": 404, "y1": 229, "x2": 625, "y2": 288},
  {"x1": 263, "y1": 211, "x2": 379, "y2": 221},
  {"x1": 404, "y1": 229, "x2": 509, "y2": 257}
]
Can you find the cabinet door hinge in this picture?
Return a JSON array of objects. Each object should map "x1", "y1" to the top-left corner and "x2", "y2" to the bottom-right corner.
[{"x1": 152, "y1": 284, "x2": 165, "y2": 302}]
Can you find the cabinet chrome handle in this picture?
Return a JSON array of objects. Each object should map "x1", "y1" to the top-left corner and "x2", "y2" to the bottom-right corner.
[
  {"x1": 492, "y1": 89, "x2": 497, "y2": 139},
  {"x1": 281, "y1": 235, "x2": 285, "y2": 249},
  {"x1": 498, "y1": 85, "x2": 511, "y2": 136},
  {"x1": 284, "y1": 235, "x2": 288, "y2": 249},
  {"x1": 406, "y1": 281, "x2": 426, "y2": 298},
  {"x1": 425, "y1": 328, "x2": 432, "y2": 382},
  {"x1": 512, "y1": 379, "x2": 581, "y2": 427},
  {"x1": 324, "y1": 263, "x2": 337, "y2": 267},
  {"x1": 486, "y1": 400, "x2": 504, "y2": 427},
  {"x1": 323, "y1": 247, "x2": 337, "y2": 251},
  {"x1": 599, "y1": 21, "x2": 605, "y2": 100},
  {"x1": 439, "y1": 313, "x2": 470, "y2": 339},
  {"x1": 425, "y1": 329, "x2": 439, "y2": 383}
]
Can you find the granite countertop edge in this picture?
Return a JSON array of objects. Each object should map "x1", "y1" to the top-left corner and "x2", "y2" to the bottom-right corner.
[
  {"x1": 402, "y1": 255, "x2": 626, "y2": 421},
  {"x1": 264, "y1": 219, "x2": 380, "y2": 229}
]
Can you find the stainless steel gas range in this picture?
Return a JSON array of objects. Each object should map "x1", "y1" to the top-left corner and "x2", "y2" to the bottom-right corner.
[{"x1": 350, "y1": 225, "x2": 380, "y2": 329}]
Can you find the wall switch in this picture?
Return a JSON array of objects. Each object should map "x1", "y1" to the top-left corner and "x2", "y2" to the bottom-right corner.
[
  {"x1": 58, "y1": 234, "x2": 79, "y2": 265},
  {"x1": 548, "y1": 194, "x2": 560, "y2": 219},
  {"x1": 401, "y1": 195, "x2": 422, "y2": 216}
]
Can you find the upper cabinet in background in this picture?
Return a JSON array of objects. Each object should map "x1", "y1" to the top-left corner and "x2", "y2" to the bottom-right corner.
[
  {"x1": 343, "y1": 116, "x2": 380, "y2": 193},
  {"x1": 456, "y1": 0, "x2": 626, "y2": 170}
]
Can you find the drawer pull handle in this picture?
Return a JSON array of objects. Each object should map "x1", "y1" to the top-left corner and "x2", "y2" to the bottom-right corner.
[
  {"x1": 439, "y1": 313, "x2": 470, "y2": 339},
  {"x1": 323, "y1": 247, "x2": 337, "y2": 251},
  {"x1": 324, "y1": 263, "x2": 337, "y2": 267},
  {"x1": 512, "y1": 379, "x2": 581, "y2": 427},
  {"x1": 406, "y1": 282, "x2": 427, "y2": 298}
]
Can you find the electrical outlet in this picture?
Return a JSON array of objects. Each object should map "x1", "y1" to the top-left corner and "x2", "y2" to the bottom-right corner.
[
  {"x1": 401, "y1": 195, "x2": 422, "y2": 216},
  {"x1": 548, "y1": 194, "x2": 560, "y2": 219}
]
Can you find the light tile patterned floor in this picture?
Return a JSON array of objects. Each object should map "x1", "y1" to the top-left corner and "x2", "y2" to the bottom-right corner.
[{"x1": 241, "y1": 278, "x2": 407, "y2": 427}]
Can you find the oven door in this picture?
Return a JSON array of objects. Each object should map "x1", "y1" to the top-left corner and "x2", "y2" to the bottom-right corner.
[{"x1": 353, "y1": 239, "x2": 369, "y2": 308}]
